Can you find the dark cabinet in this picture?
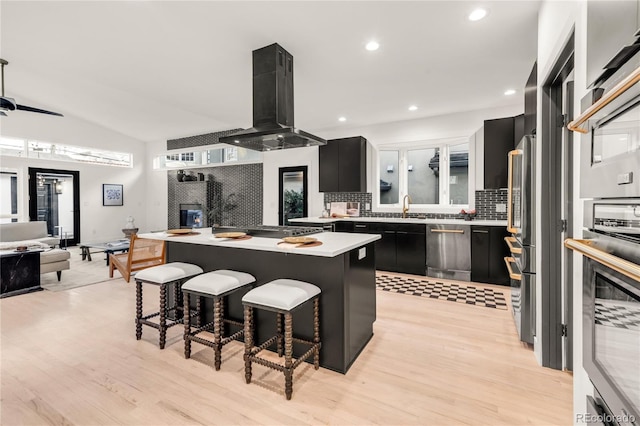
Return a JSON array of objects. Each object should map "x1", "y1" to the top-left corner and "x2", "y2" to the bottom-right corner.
[
  {"x1": 350, "y1": 222, "x2": 425, "y2": 275},
  {"x1": 524, "y1": 62, "x2": 537, "y2": 136},
  {"x1": 483, "y1": 117, "x2": 515, "y2": 189},
  {"x1": 396, "y1": 230, "x2": 426, "y2": 275},
  {"x1": 471, "y1": 226, "x2": 509, "y2": 285},
  {"x1": 319, "y1": 136, "x2": 367, "y2": 192}
]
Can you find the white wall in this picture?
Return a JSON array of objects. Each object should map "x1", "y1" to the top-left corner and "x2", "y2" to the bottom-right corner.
[
  {"x1": 0, "y1": 108, "x2": 149, "y2": 242},
  {"x1": 537, "y1": 1, "x2": 590, "y2": 423},
  {"x1": 144, "y1": 139, "x2": 169, "y2": 232},
  {"x1": 262, "y1": 146, "x2": 323, "y2": 225}
]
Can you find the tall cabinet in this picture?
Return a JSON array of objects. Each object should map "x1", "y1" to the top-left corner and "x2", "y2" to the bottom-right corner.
[{"x1": 319, "y1": 136, "x2": 367, "y2": 192}]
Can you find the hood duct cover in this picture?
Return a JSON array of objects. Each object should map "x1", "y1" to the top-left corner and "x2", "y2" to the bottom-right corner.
[{"x1": 219, "y1": 43, "x2": 326, "y2": 151}]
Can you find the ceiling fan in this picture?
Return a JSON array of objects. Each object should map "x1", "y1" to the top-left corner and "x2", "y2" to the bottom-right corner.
[{"x1": 0, "y1": 58, "x2": 63, "y2": 117}]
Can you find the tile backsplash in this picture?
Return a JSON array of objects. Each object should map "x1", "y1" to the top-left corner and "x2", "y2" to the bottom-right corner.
[{"x1": 323, "y1": 190, "x2": 507, "y2": 221}]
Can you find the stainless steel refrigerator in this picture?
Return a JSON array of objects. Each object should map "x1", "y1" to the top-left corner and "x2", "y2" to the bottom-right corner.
[{"x1": 504, "y1": 135, "x2": 536, "y2": 344}]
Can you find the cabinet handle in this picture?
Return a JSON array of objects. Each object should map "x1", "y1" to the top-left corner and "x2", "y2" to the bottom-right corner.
[
  {"x1": 355, "y1": 225, "x2": 367, "y2": 228},
  {"x1": 504, "y1": 236, "x2": 522, "y2": 254},
  {"x1": 472, "y1": 230, "x2": 489, "y2": 234},
  {"x1": 504, "y1": 257, "x2": 522, "y2": 281},
  {"x1": 430, "y1": 229, "x2": 464, "y2": 234},
  {"x1": 384, "y1": 230, "x2": 395, "y2": 234},
  {"x1": 564, "y1": 238, "x2": 640, "y2": 283},
  {"x1": 397, "y1": 231, "x2": 409, "y2": 234},
  {"x1": 507, "y1": 149, "x2": 522, "y2": 234}
]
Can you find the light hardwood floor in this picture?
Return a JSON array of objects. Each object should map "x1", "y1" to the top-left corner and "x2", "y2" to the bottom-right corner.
[{"x1": 0, "y1": 273, "x2": 572, "y2": 425}]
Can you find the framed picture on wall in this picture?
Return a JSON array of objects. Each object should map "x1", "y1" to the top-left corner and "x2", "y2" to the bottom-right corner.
[{"x1": 103, "y1": 184, "x2": 123, "y2": 206}]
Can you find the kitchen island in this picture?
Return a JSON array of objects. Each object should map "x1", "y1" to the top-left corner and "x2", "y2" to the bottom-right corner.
[{"x1": 137, "y1": 229, "x2": 380, "y2": 374}]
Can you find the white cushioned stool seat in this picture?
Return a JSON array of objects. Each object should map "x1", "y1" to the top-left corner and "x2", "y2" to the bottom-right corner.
[
  {"x1": 242, "y1": 279, "x2": 321, "y2": 311},
  {"x1": 135, "y1": 262, "x2": 203, "y2": 284},
  {"x1": 182, "y1": 270, "x2": 256, "y2": 296}
]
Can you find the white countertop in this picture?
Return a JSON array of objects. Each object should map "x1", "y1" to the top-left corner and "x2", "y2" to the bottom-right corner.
[
  {"x1": 137, "y1": 228, "x2": 381, "y2": 258},
  {"x1": 289, "y1": 217, "x2": 508, "y2": 227}
]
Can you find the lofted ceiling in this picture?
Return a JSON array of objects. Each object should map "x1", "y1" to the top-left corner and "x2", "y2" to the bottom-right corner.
[{"x1": 0, "y1": 1, "x2": 539, "y2": 143}]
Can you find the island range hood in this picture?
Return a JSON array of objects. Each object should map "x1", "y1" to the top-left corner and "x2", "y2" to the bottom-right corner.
[{"x1": 219, "y1": 43, "x2": 326, "y2": 151}]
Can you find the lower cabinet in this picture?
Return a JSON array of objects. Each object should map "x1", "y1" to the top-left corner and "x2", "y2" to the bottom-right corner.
[
  {"x1": 352, "y1": 222, "x2": 426, "y2": 275},
  {"x1": 471, "y1": 226, "x2": 510, "y2": 285}
]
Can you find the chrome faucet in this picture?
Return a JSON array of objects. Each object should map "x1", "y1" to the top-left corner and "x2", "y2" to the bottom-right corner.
[{"x1": 402, "y1": 194, "x2": 412, "y2": 218}]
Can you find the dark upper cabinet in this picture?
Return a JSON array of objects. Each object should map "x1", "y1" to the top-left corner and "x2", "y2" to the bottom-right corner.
[
  {"x1": 524, "y1": 62, "x2": 537, "y2": 136},
  {"x1": 483, "y1": 117, "x2": 515, "y2": 189},
  {"x1": 319, "y1": 136, "x2": 367, "y2": 192},
  {"x1": 514, "y1": 114, "x2": 525, "y2": 146}
]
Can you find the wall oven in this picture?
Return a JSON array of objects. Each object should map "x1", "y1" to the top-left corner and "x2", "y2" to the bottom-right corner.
[
  {"x1": 504, "y1": 135, "x2": 536, "y2": 344},
  {"x1": 566, "y1": 201, "x2": 639, "y2": 426}
]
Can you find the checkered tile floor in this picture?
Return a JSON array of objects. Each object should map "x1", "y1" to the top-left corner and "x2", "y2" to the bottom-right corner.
[
  {"x1": 376, "y1": 274, "x2": 508, "y2": 310},
  {"x1": 595, "y1": 301, "x2": 640, "y2": 330}
]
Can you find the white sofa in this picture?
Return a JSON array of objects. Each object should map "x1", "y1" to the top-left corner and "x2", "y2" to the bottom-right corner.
[{"x1": 0, "y1": 221, "x2": 70, "y2": 281}]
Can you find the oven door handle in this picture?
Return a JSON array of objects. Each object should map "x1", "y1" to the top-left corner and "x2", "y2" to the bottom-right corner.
[
  {"x1": 564, "y1": 238, "x2": 640, "y2": 282},
  {"x1": 568, "y1": 64, "x2": 640, "y2": 133},
  {"x1": 507, "y1": 149, "x2": 521, "y2": 234},
  {"x1": 504, "y1": 256, "x2": 522, "y2": 280}
]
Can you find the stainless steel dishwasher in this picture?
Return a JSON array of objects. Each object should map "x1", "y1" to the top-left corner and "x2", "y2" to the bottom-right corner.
[{"x1": 426, "y1": 224, "x2": 471, "y2": 281}]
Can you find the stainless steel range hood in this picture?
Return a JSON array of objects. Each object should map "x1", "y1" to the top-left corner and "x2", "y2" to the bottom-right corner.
[{"x1": 219, "y1": 43, "x2": 326, "y2": 151}]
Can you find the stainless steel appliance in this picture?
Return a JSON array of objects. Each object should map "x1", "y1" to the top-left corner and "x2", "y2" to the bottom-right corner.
[
  {"x1": 212, "y1": 225, "x2": 322, "y2": 239},
  {"x1": 219, "y1": 43, "x2": 326, "y2": 151},
  {"x1": 566, "y1": 200, "x2": 640, "y2": 426},
  {"x1": 567, "y1": 46, "x2": 640, "y2": 425},
  {"x1": 426, "y1": 224, "x2": 471, "y2": 281},
  {"x1": 504, "y1": 135, "x2": 536, "y2": 344}
]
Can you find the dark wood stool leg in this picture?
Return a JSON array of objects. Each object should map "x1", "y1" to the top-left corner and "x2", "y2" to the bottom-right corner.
[
  {"x1": 284, "y1": 312, "x2": 293, "y2": 400},
  {"x1": 219, "y1": 298, "x2": 225, "y2": 339},
  {"x1": 184, "y1": 292, "x2": 191, "y2": 359},
  {"x1": 313, "y1": 298, "x2": 320, "y2": 369},
  {"x1": 276, "y1": 313, "x2": 283, "y2": 357},
  {"x1": 195, "y1": 296, "x2": 202, "y2": 328},
  {"x1": 159, "y1": 283, "x2": 167, "y2": 349},
  {"x1": 243, "y1": 305, "x2": 253, "y2": 384},
  {"x1": 213, "y1": 296, "x2": 222, "y2": 371},
  {"x1": 135, "y1": 281, "x2": 143, "y2": 340}
]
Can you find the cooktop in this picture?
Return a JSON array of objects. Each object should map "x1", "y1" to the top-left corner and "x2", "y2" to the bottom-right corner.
[{"x1": 212, "y1": 225, "x2": 323, "y2": 239}]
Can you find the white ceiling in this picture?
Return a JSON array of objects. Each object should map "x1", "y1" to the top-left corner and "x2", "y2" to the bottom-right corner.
[{"x1": 0, "y1": 1, "x2": 539, "y2": 143}]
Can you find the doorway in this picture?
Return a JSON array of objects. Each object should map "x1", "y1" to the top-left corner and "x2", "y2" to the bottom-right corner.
[
  {"x1": 278, "y1": 166, "x2": 308, "y2": 226},
  {"x1": 28, "y1": 167, "x2": 80, "y2": 246},
  {"x1": 540, "y1": 32, "x2": 574, "y2": 370}
]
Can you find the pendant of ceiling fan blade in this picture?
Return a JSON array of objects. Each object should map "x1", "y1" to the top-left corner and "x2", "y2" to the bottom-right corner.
[
  {"x1": 0, "y1": 97, "x2": 17, "y2": 111},
  {"x1": 16, "y1": 104, "x2": 63, "y2": 117}
]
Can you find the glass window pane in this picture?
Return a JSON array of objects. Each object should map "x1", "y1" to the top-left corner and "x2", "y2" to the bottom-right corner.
[
  {"x1": 449, "y1": 143, "x2": 469, "y2": 204},
  {"x1": 0, "y1": 171, "x2": 18, "y2": 223},
  {"x1": 407, "y1": 148, "x2": 440, "y2": 204},
  {"x1": 379, "y1": 150, "x2": 399, "y2": 204}
]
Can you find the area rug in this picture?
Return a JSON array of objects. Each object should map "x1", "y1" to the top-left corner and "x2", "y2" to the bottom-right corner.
[
  {"x1": 376, "y1": 274, "x2": 508, "y2": 310},
  {"x1": 40, "y1": 247, "x2": 120, "y2": 291}
]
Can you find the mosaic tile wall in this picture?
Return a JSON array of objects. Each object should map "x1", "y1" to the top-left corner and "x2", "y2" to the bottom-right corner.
[
  {"x1": 168, "y1": 164, "x2": 263, "y2": 228},
  {"x1": 323, "y1": 190, "x2": 507, "y2": 221},
  {"x1": 167, "y1": 128, "x2": 243, "y2": 150},
  {"x1": 474, "y1": 189, "x2": 508, "y2": 220},
  {"x1": 167, "y1": 129, "x2": 263, "y2": 228}
]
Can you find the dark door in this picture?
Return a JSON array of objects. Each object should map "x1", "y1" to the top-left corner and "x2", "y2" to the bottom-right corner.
[
  {"x1": 376, "y1": 229, "x2": 397, "y2": 272},
  {"x1": 278, "y1": 166, "x2": 308, "y2": 226},
  {"x1": 319, "y1": 141, "x2": 339, "y2": 192},
  {"x1": 396, "y1": 231, "x2": 426, "y2": 275},
  {"x1": 471, "y1": 227, "x2": 490, "y2": 282},
  {"x1": 28, "y1": 168, "x2": 80, "y2": 246},
  {"x1": 339, "y1": 137, "x2": 366, "y2": 192}
]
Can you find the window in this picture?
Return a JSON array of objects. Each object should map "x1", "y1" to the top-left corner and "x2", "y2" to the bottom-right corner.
[
  {"x1": 375, "y1": 139, "x2": 472, "y2": 211},
  {"x1": 154, "y1": 145, "x2": 263, "y2": 170},
  {"x1": 0, "y1": 137, "x2": 133, "y2": 167}
]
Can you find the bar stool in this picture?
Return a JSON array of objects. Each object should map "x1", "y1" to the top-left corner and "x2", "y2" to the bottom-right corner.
[
  {"x1": 182, "y1": 270, "x2": 256, "y2": 370},
  {"x1": 134, "y1": 262, "x2": 203, "y2": 349},
  {"x1": 242, "y1": 279, "x2": 321, "y2": 400}
]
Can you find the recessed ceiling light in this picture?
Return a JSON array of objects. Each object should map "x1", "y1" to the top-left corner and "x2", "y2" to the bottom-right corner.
[
  {"x1": 468, "y1": 8, "x2": 487, "y2": 21},
  {"x1": 408, "y1": 105, "x2": 418, "y2": 111},
  {"x1": 338, "y1": 116, "x2": 347, "y2": 122},
  {"x1": 365, "y1": 41, "x2": 379, "y2": 51},
  {"x1": 504, "y1": 89, "x2": 516, "y2": 96}
]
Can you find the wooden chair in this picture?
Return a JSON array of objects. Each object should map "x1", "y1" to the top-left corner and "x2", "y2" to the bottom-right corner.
[{"x1": 109, "y1": 235, "x2": 166, "y2": 282}]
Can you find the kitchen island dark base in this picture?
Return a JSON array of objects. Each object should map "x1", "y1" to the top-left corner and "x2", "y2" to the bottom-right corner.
[{"x1": 166, "y1": 241, "x2": 376, "y2": 374}]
